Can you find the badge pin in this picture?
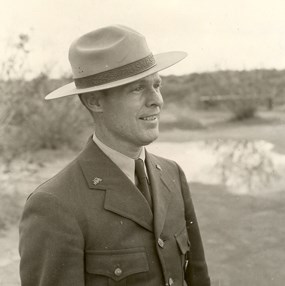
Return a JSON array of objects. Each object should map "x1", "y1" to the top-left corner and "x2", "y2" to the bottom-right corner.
[
  {"x1": 93, "y1": 177, "x2": 102, "y2": 185},
  {"x1": 156, "y1": 164, "x2": 162, "y2": 171}
]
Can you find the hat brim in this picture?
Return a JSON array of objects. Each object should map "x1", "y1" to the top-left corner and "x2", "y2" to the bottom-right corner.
[{"x1": 45, "y1": 51, "x2": 187, "y2": 100}]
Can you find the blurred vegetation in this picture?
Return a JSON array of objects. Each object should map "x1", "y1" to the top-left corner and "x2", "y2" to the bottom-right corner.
[
  {"x1": 161, "y1": 70, "x2": 285, "y2": 109},
  {"x1": 1, "y1": 34, "x2": 285, "y2": 162},
  {"x1": 166, "y1": 71, "x2": 285, "y2": 121},
  {"x1": 0, "y1": 34, "x2": 91, "y2": 165},
  {"x1": 0, "y1": 191, "x2": 22, "y2": 230}
]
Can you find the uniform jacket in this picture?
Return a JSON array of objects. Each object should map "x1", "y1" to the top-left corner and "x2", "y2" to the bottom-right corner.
[{"x1": 19, "y1": 138, "x2": 210, "y2": 286}]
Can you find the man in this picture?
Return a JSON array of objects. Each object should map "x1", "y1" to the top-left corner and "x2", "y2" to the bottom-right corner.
[{"x1": 19, "y1": 25, "x2": 210, "y2": 286}]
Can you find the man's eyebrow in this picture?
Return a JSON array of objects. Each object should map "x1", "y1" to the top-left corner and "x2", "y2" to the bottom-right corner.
[
  {"x1": 126, "y1": 76, "x2": 162, "y2": 88},
  {"x1": 134, "y1": 79, "x2": 146, "y2": 85},
  {"x1": 141, "y1": 76, "x2": 162, "y2": 84},
  {"x1": 126, "y1": 79, "x2": 147, "y2": 88}
]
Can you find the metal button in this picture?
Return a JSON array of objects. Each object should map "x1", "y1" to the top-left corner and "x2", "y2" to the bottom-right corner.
[
  {"x1": 158, "y1": 238, "x2": 164, "y2": 248},
  {"x1": 168, "y1": 277, "x2": 174, "y2": 285},
  {"x1": 114, "y1": 267, "x2": 122, "y2": 276}
]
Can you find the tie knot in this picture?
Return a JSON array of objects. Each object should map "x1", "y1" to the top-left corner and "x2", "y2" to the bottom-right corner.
[{"x1": 135, "y1": 159, "x2": 147, "y2": 179}]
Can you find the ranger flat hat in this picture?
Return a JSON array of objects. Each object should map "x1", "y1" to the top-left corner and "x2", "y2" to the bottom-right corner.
[{"x1": 45, "y1": 25, "x2": 187, "y2": 100}]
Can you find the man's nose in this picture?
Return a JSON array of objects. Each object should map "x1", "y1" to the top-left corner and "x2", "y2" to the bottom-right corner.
[{"x1": 146, "y1": 88, "x2": 164, "y2": 108}]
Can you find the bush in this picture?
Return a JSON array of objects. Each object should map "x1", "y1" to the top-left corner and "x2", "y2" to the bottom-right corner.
[
  {"x1": 225, "y1": 97, "x2": 258, "y2": 120},
  {"x1": 0, "y1": 191, "x2": 23, "y2": 230},
  {"x1": 0, "y1": 34, "x2": 92, "y2": 164},
  {"x1": 0, "y1": 74, "x2": 91, "y2": 164}
]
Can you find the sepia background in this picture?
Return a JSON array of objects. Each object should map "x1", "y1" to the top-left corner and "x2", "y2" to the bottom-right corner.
[{"x1": 1, "y1": 0, "x2": 285, "y2": 285}]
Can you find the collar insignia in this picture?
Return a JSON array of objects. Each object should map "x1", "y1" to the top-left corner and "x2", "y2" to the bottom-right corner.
[
  {"x1": 93, "y1": 177, "x2": 103, "y2": 185},
  {"x1": 156, "y1": 164, "x2": 162, "y2": 171}
]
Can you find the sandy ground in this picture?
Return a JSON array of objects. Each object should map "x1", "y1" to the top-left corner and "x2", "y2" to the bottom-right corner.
[
  {"x1": 192, "y1": 182, "x2": 285, "y2": 286},
  {"x1": 0, "y1": 227, "x2": 20, "y2": 286}
]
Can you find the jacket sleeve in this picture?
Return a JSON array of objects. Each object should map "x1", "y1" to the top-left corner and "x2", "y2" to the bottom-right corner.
[
  {"x1": 177, "y1": 164, "x2": 211, "y2": 286},
  {"x1": 19, "y1": 191, "x2": 85, "y2": 286}
]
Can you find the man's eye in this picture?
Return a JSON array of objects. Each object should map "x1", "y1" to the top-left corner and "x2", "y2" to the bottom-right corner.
[{"x1": 133, "y1": 86, "x2": 144, "y2": 92}]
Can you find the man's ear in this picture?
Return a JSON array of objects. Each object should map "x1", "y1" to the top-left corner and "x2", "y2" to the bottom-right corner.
[{"x1": 80, "y1": 91, "x2": 104, "y2": 113}]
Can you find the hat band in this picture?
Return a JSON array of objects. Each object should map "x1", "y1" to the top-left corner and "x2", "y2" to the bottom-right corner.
[{"x1": 74, "y1": 54, "x2": 156, "y2": 88}]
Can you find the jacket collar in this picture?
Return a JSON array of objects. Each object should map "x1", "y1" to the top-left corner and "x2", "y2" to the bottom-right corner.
[
  {"x1": 78, "y1": 138, "x2": 175, "y2": 236},
  {"x1": 145, "y1": 150, "x2": 176, "y2": 237}
]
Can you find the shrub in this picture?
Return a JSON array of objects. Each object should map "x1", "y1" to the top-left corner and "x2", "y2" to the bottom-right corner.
[
  {"x1": 0, "y1": 75, "x2": 91, "y2": 164},
  {"x1": 0, "y1": 191, "x2": 23, "y2": 230},
  {"x1": 224, "y1": 97, "x2": 258, "y2": 120},
  {"x1": 0, "y1": 34, "x2": 92, "y2": 164}
]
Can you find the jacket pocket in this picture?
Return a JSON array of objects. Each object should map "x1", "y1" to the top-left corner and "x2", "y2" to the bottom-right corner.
[
  {"x1": 175, "y1": 226, "x2": 191, "y2": 283},
  {"x1": 85, "y1": 247, "x2": 149, "y2": 284},
  {"x1": 175, "y1": 226, "x2": 191, "y2": 255}
]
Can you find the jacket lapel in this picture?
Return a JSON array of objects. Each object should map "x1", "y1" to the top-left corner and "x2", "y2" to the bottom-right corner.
[
  {"x1": 78, "y1": 138, "x2": 153, "y2": 232},
  {"x1": 146, "y1": 152, "x2": 175, "y2": 238}
]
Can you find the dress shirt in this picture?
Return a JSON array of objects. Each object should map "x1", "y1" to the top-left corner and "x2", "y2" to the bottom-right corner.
[{"x1": 92, "y1": 133, "x2": 146, "y2": 184}]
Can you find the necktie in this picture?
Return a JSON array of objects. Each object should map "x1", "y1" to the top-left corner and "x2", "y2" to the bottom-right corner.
[{"x1": 135, "y1": 159, "x2": 152, "y2": 208}]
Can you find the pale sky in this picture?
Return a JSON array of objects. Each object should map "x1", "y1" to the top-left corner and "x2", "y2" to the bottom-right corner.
[{"x1": 1, "y1": 0, "x2": 285, "y2": 77}]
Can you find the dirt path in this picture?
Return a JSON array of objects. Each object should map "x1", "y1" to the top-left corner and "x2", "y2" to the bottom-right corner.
[{"x1": 0, "y1": 227, "x2": 20, "y2": 285}]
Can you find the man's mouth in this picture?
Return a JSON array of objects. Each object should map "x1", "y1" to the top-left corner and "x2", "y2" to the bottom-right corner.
[{"x1": 140, "y1": 114, "x2": 159, "y2": 121}]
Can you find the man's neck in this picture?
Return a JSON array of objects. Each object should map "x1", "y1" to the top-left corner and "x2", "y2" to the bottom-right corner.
[{"x1": 94, "y1": 131, "x2": 143, "y2": 159}]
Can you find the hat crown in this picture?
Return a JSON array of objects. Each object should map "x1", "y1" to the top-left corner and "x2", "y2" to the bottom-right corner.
[
  {"x1": 45, "y1": 25, "x2": 187, "y2": 100},
  {"x1": 69, "y1": 25, "x2": 151, "y2": 79}
]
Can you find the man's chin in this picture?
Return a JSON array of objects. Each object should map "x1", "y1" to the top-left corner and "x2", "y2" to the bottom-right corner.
[{"x1": 140, "y1": 132, "x2": 159, "y2": 146}]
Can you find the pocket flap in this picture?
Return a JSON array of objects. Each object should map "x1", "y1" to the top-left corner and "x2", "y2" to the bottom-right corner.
[
  {"x1": 86, "y1": 248, "x2": 149, "y2": 281},
  {"x1": 175, "y1": 227, "x2": 191, "y2": 255}
]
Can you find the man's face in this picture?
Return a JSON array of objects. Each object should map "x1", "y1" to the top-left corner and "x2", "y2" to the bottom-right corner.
[{"x1": 97, "y1": 73, "x2": 163, "y2": 153}]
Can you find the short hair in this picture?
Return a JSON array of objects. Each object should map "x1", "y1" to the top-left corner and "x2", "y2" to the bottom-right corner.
[{"x1": 78, "y1": 90, "x2": 109, "y2": 121}]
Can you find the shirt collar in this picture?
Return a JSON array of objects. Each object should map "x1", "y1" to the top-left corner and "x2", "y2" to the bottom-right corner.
[{"x1": 92, "y1": 133, "x2": 145, "y2": 184}]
